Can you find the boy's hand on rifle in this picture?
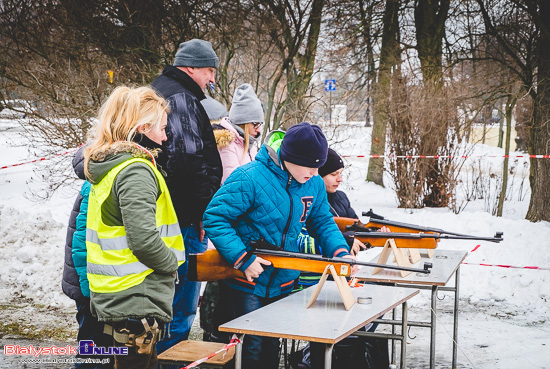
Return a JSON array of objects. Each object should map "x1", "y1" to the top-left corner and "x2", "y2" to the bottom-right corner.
[
  {"x1": 351, "y1": 238, "x2": 367, "y2": 256},
  {"x1": 342, "y1": 255, "x2": 359, "y2": 275},
  {"x1": 379, "y1": 226, "x2": 390, "y2": 232},
  {"x1": 244, "y1": 256, "x2": 272, "y2": 282}
]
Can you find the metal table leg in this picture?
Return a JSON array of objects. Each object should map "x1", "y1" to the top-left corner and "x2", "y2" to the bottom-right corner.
[
  {"x1": 453, "y1": 266, "x2": 461, "y2": 369},
  {"x1": 401, "y1": 301, "x2": 408, "y2": 369},
  {"x1": 430, "y1": 286, "x2": 438, "y2": 369},
  {"x1": 324, "y1": 343, "x2": 334, "y2": 369},
  {"x1": 283, "y1": 338, "x2": 289, "y2": 369},
  {"x1": 392, "y1": 307, "x2": 397, "y2": 365},
  {"x1": 235, "y1": 334, "x2": 245, "y2": 369}
]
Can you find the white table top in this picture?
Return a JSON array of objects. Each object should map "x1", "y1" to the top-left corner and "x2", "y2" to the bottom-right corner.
[
  {"x1": 354, "y1": 249, "x2": 468, "y2": 286},
  {"x1": 219, "y1": 281, "x2": 419, "y2": 344}
]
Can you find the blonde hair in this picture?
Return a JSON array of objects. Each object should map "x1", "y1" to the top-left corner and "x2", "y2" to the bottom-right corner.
[
  {"x1": 238, "y1": 123, "x2": 252, "y2": 159},
  {"x1": 84, "y1": 86, "x2": 169, "y2": 178}
]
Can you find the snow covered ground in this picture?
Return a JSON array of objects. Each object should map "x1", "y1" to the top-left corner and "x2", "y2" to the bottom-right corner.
[{"x1": 0, "y1": 118, "x2": 549, "y2": 368}]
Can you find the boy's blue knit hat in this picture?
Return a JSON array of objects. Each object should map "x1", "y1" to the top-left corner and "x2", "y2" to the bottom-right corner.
[{"x1": 280, "y1": 122, "x2": 328, "y2": 168}]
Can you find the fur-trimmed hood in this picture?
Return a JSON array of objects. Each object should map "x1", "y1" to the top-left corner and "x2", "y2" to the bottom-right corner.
[
  {"x1": 212, "y1": 117, "x2": 237, "y2": 149},
  {"x1": 86, "y1": 141, "x2": 159, "y2": 184},
  {"x1": 213, "y1": 126, "x2": 236, "y2": 148}
]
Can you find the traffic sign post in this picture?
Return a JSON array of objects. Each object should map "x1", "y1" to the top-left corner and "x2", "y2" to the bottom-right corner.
[
  {"x1": 324, "y1": 79, "x2": 336, "y2": 92},
  {"x1": 324, "y1": 79, "x2": 336, "y2": 124}
]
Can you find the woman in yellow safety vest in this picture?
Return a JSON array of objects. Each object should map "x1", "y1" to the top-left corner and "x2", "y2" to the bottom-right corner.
[{"x1": 84, "y1": 86, "x2": 185, "y2": 369}]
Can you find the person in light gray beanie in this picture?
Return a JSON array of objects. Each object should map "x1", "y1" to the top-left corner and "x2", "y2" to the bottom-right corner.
[
  {"x1": 201, "y1": 96, "x2": 228, "y2": 121},
  {"x1": 210, "y1": 83, "x2": 264, "y2": 184},
  {"x1": 174, "y1": 39, "x2": 219, "y2": 68},
  {"x1": 229, "y1": 83, "x2": 264, "y2": 125}
]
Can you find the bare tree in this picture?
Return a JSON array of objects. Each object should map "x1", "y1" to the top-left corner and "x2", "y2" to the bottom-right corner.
[
  {"x1": 367, "y1": 0, "x2": 401, "y2": 186},
  {"x1": 475, "y1": 0, "x2": 550, "y2": 221},
  {"x1": 247, "y1": 0, "x2": 325, "y2": 129},
  {"x1": 0, "y1": 0, "x2": 213, "y2": 198},
  {"x1": 413, "y1": 0, "x2": 452, "y2": 207}
]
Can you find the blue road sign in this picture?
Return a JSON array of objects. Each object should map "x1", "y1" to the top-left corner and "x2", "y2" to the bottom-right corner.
[{"x1": 324, "y1": 79, "x2": 336, "y2": 92}]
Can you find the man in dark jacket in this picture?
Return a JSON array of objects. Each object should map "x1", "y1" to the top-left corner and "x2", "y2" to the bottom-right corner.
[{"x1": 151, "y1": 38, "x2": 223, "y2": 353}]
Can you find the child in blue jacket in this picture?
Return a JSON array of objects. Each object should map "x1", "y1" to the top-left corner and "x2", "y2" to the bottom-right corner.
[
  {"x1": 203, "y1": 122, "x2": 356, "y2": 369},
  {"x1": 62, "y1": 148, "x2": 114, "y2": 368}
]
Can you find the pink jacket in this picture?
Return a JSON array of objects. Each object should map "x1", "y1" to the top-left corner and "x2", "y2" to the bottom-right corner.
[{"x1": 213, "y1": 118, "x2": 258, "y2": 184}]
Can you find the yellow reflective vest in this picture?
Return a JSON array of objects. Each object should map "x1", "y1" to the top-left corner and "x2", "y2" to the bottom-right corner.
[{"x1": 86, "y1": 157, "x2": 185, "y2": 293}]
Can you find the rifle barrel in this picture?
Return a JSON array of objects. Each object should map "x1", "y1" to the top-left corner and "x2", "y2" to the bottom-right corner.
[
  {"x1": 353, "y1": 231, "x2": 503, "y2": 243},
  {"x1": 363, "y1": 216, "x2": 472, "y2": 237}
]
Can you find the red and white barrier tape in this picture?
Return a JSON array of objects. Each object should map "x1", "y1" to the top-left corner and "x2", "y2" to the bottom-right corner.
[
  {"x1": 2, "y1": 150, "x2": 545, "y2": 171},
  {"x1": 342, "y1": 154, "x2": 549, "y2": 159},
  {"x1": 181, "y1": 335, "x2": 241, "y2": 369},
  {"x1": 462, "y1": 262, "x2": 550, "y2": 271},
  {"x1": 0, "y1": 148, "x2": 79, "y2": 170},
  {"x1": 465, "y1": 244, "x2": 549, "y2": 270}
]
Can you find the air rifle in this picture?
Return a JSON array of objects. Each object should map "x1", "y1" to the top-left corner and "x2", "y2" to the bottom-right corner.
[
  {"x1": 187, "y1": 239, "x2": 432, "y2": 282},
  {"x1": 333, "y1": 212, "x2": 503, "y2": 248},
  {"x1": 362, "y1": 209, "x2": 501, "y2": 238}
]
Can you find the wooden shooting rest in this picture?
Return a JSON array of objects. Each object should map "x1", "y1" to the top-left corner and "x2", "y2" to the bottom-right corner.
[
  {"x1": 306, "y1": 264, "x2": 356, "y2": 311},
  {"x1": 373, "y1": 239, "x2": 431, "y2": 278},
  {"x1": 304, "y1": 246, "x2": 429, "y2": 310}
]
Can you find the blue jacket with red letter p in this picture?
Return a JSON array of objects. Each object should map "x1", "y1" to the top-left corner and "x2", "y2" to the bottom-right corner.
[{"x1": 203, "y1": 131, "x2": 351, "y2": 298}]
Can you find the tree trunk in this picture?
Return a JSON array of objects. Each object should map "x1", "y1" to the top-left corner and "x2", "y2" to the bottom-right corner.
[
  {"x1": 359, "y1": 0, "x2": 375, "y2": 127},
  {"x1": 292, "y1": 0, "x2": 324, "y2": 116},
  {"x1": 525, "y1": 0, "x2": 550, "y2": 222},
  {"x1": 414, "y1": 0, "x2": 450, "y2": 84},
  {"x1": 414, "y1": 0, "x2": 451, "y2": 207},
  {"x1": 367, "y1": 0, "x2": 400, "y2": 186},
  {"x1": 497, "y1": 95, "x2": 516, "y2": 217}
]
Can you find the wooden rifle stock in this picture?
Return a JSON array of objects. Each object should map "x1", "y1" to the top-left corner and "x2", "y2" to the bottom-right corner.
[
  {"x1": 188, "y1": 248, "x2": 245, "y2": 281},
  {"x1": 188, "y1": 247, "x2": 432, "y2": 282},
  {"x1": 334, "y1": 216, "x2": 440, "y2": 235},
  {"x1": 188, "y1": 249, "x2": 354, "y2": 281},
  {"x1": 356, "y1": 234, "x2": 438, "y2": 249}
]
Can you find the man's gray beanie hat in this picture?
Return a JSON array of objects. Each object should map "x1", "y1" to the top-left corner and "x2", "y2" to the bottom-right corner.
[
  {"x1": 229, "y1": 83, "x2": 264, "y2": 125},
  {"x1": 174, "y1": 39, "x2": 219, "y2": 68},
  {"x1": 201, "y1": 96, "x2": 228, "y2": 121}
]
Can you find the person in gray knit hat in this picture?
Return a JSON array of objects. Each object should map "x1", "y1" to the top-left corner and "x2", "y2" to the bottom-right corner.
[
  {"x1": 201, "y1": 96, "x2": 228, "y2": 122},
  {"x1": 229, "y1": 83, "x2": 264, "y2": 125},
  {"x1": 151, "y1": 38, "x2": 222, "y2": 354},
  {"x1": 208, "y1": 83, "x2": 264, "y2": 184},
  {"x1": 174, "y1": 39, "x2": 219, "y2": 68}
]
